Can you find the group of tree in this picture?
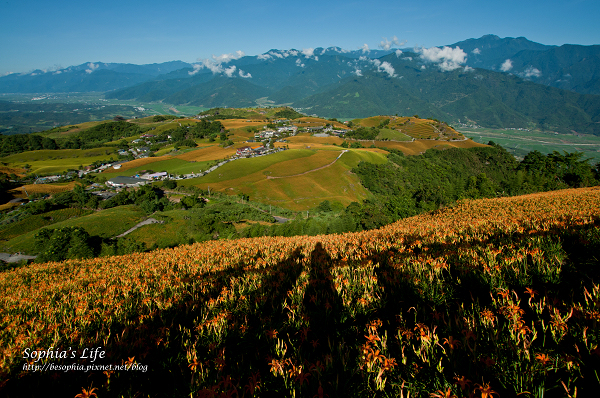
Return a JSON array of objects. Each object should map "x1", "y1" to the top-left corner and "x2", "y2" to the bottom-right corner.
[
  {"x1": 349, "y1": 144, "x2": 600, "y2": 229},
  {"x1": 168, "y1": 119, "x2": 227, "y2": 147},
  {"x1": 0, "y1": 133, "x2": 60, "y2": 156},
  {"x1": 34, "y1": 226, "x2": 146, "y2": 263},
  {"x1": 100, "y1": 185, "x2": 172, "y2": 214},
  {"x1": 344, "y1": 126, "x2": 380, "y2": 140},
  {"x1": 273, "y1": 107, "x2": 304, "y2": 120},
  {"x1": 0, "y1": 121, "x2": 143, "y2": 156}
]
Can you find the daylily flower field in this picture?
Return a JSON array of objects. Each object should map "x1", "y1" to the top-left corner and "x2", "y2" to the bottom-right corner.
[{"x1": 1, "y1": 187, "x2": 599, "y2": 397}]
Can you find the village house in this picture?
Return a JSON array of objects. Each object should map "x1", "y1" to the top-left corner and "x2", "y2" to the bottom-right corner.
[
  {"x1": 140, "y1": 171, "x2": 169, "y2": 180},
  {"x1": 236, "y1": 146, "x2": 251, "y2": 156},
  {"x1": 106, "y1": 176, "x2": 149, "y2": 188}
]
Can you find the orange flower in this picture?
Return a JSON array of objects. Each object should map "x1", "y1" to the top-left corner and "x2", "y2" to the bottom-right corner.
[
  {"x1": 453, "y1": 375, "x2": 471, "y2": 390},
  {"x1": 430, "y1": 387, "x2": 458, "y2": 398},
  {"x1": 535, "y1": 353, "x2": 552, "y2": 366},
  {"x1": 475, "y1": 382, "x2": 499, "y2": 398},
  {"x1": 74, "y1": 386, "x2": 98, "y2": 398},
  {"x1": 443, "y1": 336, "x2": 461, "y2": 351}
]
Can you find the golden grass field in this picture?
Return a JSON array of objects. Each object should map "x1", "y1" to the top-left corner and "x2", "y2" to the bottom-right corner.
[
  {"x1": 8, "y1": 182, "x2": 77, "y2": 199},
  {"x1": 357, "y1": 116, "x2": 390, "y2": 127},
  {"x1": 186, "y1": 148, "x2": 388, "y2": 210},
  {"x1": 264, "y1": 150, "x2": 344, "y2": 178},
  {"x1": 0, "y1": 166, "x2": 25, "y2": 177},
  {"x1": 0, "y1": 202, "x2": 20, "y2": 211},
  {"x1": 286, "y1": 133, "x2": 345, "y2": 146},
  {"x1": 174, "y1": 145, "x2": 240, "y2": 162},
  {"x1": 376, "y1": 138, "x2": 486, "y2": 155},
  {"x1": 221, "y1": 120, "x2": 266, "y2": 129}
]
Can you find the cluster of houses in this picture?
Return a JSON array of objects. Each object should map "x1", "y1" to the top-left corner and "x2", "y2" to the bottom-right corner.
[
  {"x1": 106, "y1": 172, "x2": 170, "y2": 188},
  {"x1": 117, "y1": 134, "x2": 163, "y2": 158},
  {"x1": 235, "y1": 145, "x2": 268, "y2": 157}
]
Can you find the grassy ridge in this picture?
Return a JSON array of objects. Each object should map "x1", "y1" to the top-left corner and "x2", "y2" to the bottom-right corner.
[
  {"x1": 1, "y1": 205, "x2": 145, "y2": 253},
  {"x1": 1, "y1": 147, "x2": 116, "y2": 175},
  {"x1": 0, "y1": 207, "x2": 93, "y2": 242},
  {"x1": 0, "y1": 187, "x2": 599, "y2": 396},
  {"x1": 180, "y1": 148, "x2": 388, "y2": 210}
]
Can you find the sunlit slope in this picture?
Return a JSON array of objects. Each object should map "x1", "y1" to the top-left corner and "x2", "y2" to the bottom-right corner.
[
  {"x1": 180, "y1": 148, "x2": 388, "y2": 210},
  {"x1": 0, "y1": 147, "x2": 117, "y2": 175}
]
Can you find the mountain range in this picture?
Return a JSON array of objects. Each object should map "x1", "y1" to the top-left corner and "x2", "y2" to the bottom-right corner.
[{"x1": 2, "y1": 35, "x2": 600, "y2": 134}]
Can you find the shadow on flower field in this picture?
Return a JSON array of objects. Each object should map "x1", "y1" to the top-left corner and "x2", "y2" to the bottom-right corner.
[{"x1": 1, "y1": 188, "x2": 600, "y2": 397}]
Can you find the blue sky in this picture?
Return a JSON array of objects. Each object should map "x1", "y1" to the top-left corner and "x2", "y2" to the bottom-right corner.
[{"x1": 1, "y1": 0, "x2": 599, "y2": 75}]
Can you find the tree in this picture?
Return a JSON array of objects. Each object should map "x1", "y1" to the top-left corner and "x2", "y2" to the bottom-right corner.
[
  {"x1": 35, "y1": 227, "x2": 94, "y2": 262},
  {"x1": 317, "y1": 200, "x2": 332, "y2": 212},
  {"x1": 163, "y1": 179, "x2": 177, "y2": 190}
]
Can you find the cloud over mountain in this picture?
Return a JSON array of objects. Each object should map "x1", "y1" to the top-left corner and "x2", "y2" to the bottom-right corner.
[
  {"x1": 379, "y1": 36, "x2": 406, "y2": 50},
  {"x1": 189, "y1": 50, "x2": 249, "y2": 77},
  {"x1": 500, "y1": 59, "x2": 513, "y2": 72},
  {"x1": 85, "y1": 63, "x2": 99, "y2": 74},
  {"x1": 418, "y1": 46, "x2": 467, "y2": 71}
]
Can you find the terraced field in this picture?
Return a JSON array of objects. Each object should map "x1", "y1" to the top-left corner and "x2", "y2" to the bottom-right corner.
[
  {"x1": 0, "y1": 147, "x2": 117, "y2": 175},
  {"x1": 8, "y1": 182, "x2": 77, "y2": 199},
  {"x1": 180, "y1": 148, "x2": 388, "y2": 210},
  {"x1": 375, "y1": 138, "x2": 486, "y2": 155}
]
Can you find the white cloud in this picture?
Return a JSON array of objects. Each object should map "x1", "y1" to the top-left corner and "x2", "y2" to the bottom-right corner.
[
  {"x1": 224, "y1": 65, "x2": 237, "y2": 77},
  {"x1": 212, "y1": 51, "x2": 245, "y2": 63},
  {"x1": 395, "y1": 49, "x2": 403, "y2": 57},
  {"x1": 421, "y1": 65, "x2": 427, "y2": 70},
  {"x1": 405, "y1": 56, "x2": 413, "y2": 61},
  {"x1": 239, "y1": 69, "x2": 252, "y2": 78},
  {"x1": 270, "y1": 51, "x2": 284, "y2": 58},
  {"x1": 418, "y1": 46, "x2": 467, "y2": 71},
  {"x1": 188, "y1": 64, "x2": 204, "y2": 76},
  {"x1": 523, "y1": 66, "x2": 542, "y2": 78},
  {"x1": 500, "y1": 59, "x2": 513, "y2": 72},
  {"x1": 378, "y1": 61, "x2": 396, "y2": 77},
  {"x1": 379, "y1": 36, "x2": 406, "y2": 51},
  {"x1": 85, "y1": 62, "x2": 99, "y2": 74},
  {"x1": 257, "y1": 53, "x2": 271, "y2": 60},
  {"x1": 472, "y1": 48, "x2": 481, "y2": 55},
  {"x1": 189, "y1": 49, "x2": 247, "y2": 77},
  {"x1": 360, "y1": 44, "x2": 370, "y2": 53},
  {"x1": 287, "y1": 50, "x2": 299, "y2": 57},
  {"x1": 464, "y1": 66, "x2": 474, "y2": 72},
  {"x1": 325, "y1": 46, "x2": 350, "y2": 54},
  {"x1": 302, "y1": 48, "x2": 318, "y2": 60},
  {"x1": 296, "y1": 59, "x2": 305, "y2": 68},
  {"x1": 203, "y1": 60, "x2": 225, "y2": 74},
  {"x1": 352, "y1": 68, "x2": 363, "y2": 77},
  {"x1": 358, "y1": 57, "x2": 396, "y2": 77}
]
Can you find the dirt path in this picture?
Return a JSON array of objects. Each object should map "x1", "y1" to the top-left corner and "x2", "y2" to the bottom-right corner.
[
  {"x1": 0, "y1": 253, "x2": 37, "y2": 263},
  {"x1": 266, "y1": 150, "x2": 348, "y2": 179},
  {"x1": 115, "y1": 218, "x2": 164, "y2": 238}
]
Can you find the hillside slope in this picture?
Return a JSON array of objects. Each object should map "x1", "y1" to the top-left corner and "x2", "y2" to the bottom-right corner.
[{"x1": 1, "y1": 187, "x2": 599, "y2": 396}]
